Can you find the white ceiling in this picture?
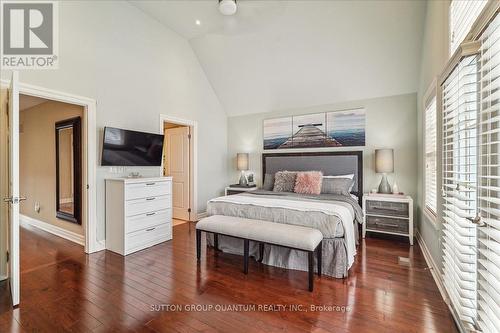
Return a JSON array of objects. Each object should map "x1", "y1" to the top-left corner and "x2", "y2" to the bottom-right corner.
[{"x1": 131, "y1": 1, "x2": 426, "y2": 116}]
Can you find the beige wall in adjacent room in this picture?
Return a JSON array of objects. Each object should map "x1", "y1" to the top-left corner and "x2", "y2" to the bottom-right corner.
[
  {"x1": 20, "y1": 100, "x2": 84, "y2": 236},
  {"x1": 227, "y1": 93, "x2": 418, "y2": 202}
]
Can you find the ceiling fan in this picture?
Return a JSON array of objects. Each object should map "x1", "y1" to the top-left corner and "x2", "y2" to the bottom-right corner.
[{"x1": 218, "y1": 0, "x2": 238, "y2": 16}]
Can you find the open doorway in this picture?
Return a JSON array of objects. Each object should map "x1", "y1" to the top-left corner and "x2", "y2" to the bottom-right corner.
[
  {"x1": 161, "y1": 116, "x2": 196, "y2": 226},
  {"x1": 17, "y1": 94, "x2": 87, "y2": 272},
  {"x1": 19, "y1": 94, "x2": 86, "y2": 241},
  {"x1": 0, "y1": 75, "x2": 98, "y2": 308}
]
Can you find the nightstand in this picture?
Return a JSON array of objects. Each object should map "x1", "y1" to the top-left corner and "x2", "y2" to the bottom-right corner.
[
  {"x1": 362, "y1": 194, "x2": 414, "y2": 245},
  {"x1": 225, "y1": 185, "x2": 257, "y2": 196}
]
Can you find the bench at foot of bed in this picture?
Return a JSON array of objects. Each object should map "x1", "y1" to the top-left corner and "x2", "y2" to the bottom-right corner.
[{"x1": 196, "y1": 215, "x2": 323, "y2": 292}]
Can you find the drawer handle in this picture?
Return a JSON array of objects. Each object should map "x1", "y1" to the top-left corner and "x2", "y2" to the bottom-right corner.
[
  {"x1": 146, "y1": 227, "x2": 156, "y2": 232},
  {"x1": 146, "y1": 212, "x2": 156, "y2": 216},
  {"x1": 373, "y1": 206, "x2": 402, "y2": 212},
  {"x1": 145, "y1": 182, "x2": 156, "y2": 186},
  {"x1": 376, "y1": 222, "x2": 400, "y2": 228},
  {"x1": 146, "y1": 197, "x2": 156, "y2": 201}
]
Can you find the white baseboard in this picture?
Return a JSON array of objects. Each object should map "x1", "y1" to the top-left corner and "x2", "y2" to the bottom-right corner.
[
  {"x1": 197, "y1": 212, "x2": 208, "y2": 220},
  {"x1": 416, "y1": 230, "x2": 448, "y2": 304},
  {"x1": 20, "y1": 214, "x2": 84, "y2": 246},
  {"x1": 94, "y1": 240, "x2": 106, "y2": 252},
  {"x1": 416, "y1": 230, "x2": 466, "y2": 332}
]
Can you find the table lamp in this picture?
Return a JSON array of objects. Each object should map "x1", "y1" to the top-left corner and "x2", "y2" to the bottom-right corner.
[
  {"x1": 237, "y1": 153, "x2": 249, "y2": 186},
  {"x1": 375, "y1": 149, "x2": 394, "y2": 194}
]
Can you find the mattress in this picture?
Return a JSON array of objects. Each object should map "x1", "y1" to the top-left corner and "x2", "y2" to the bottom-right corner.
[{"x1": 207, "y1": 190, "x2": 363, "y2": 239}]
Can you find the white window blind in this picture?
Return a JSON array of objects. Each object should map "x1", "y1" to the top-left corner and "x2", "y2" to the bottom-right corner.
[
  {"x1": 450, "y1": 0, "x2": 488, "y2": 55},
  {"x1": 477, "y1": 13, "x2": 500, "y2": 333},
  {"x1": 441, "y1": 54, "x2": 479, "y2": 328},
  {"x1": 425, "y1": 96, "x2": 438, "y2": 215}
]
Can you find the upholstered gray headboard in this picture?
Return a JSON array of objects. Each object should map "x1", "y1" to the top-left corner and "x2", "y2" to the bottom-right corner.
[{"x1": 262, "y1": 151, "x2": 363, "y2": 204}]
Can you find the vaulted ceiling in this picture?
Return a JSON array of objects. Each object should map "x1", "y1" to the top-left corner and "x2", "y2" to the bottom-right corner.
[{"x1": 131, "y1": 1, "x2": 426, "y2": 116}]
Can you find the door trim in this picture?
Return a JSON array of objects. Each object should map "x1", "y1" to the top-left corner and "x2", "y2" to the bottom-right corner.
[
  {"x1": 1, "y1": 78, "x2": 101, "y2": 254},
  {"x1": 159, "y1": 114, "x2": 197, "y2": 222}
]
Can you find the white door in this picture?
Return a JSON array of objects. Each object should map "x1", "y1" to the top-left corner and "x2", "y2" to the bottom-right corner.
[
  {"x1": 164, "y1": 127, "x2": 190, "y2": 221},
  {"x1": 5, "y1": 72, "x2": 21, "y2": 306}
]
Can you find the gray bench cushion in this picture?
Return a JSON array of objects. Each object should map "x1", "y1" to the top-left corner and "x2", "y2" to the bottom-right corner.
[{"x1": 196, "y1": 215, "x2": 323, "y2": 251}]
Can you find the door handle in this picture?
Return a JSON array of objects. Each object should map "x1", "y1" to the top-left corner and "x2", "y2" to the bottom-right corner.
[{"x1": 3, "y1": 196, "x2": 27, "y2": 204}]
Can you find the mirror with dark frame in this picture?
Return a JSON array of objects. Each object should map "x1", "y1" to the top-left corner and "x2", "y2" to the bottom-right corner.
[{"x1": 55, "y1": 117, "x2": 82, "y2": 225}]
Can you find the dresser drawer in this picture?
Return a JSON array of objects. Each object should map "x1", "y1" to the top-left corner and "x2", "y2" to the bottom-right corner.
[
  {"x1": 125, "y1": 223, "x2": 172, "y2": 254},
  {"x1": 366, "y1": 215, "x2": 409, "y2": 234},
  {"x1": 125, "y1": 181, "x2": 171, "y2": 200},
  {"x1": 366, "y1": 200, "x2": 409, "y2": 217},
  {"x1": 125, "y1": 195, "x2": 171, "y2": 217},
  {"x1": 126, "y1": 208, "x2": 171, "y2": 234}
]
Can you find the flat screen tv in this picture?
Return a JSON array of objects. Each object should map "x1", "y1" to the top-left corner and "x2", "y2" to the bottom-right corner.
[{"x1": 101, "y1": 127, "x2": 164, "y2": 166}]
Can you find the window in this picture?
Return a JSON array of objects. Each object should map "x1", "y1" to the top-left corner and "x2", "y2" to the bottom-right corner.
[
  {"x1": 424, "y1": 96, "x2": 437, "y2": 216},
  {"x1": 441, "y1": 54, "x2": 479, "y2": 329},
  {"x1": 476, "y1": 13, "x2": 500, "y2": 332},
  {"x1": 449, "y1": 0, "x2": 488, "y2": 55}
]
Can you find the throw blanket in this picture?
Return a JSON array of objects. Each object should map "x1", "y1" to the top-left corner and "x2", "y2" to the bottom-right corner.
[{"x1": 209, "y1": 194, "x2": 358, "y2": 268}]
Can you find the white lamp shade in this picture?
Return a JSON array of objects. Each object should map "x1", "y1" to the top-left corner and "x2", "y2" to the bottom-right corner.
[
  {"x1": 237, "y1": 153, "x2": 249, "y2": 171},
  {"x1": 375, "y1": 149, "x2": 394, "y2": 173}
]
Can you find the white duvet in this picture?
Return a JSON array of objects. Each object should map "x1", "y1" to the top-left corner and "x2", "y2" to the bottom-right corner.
[{"x1": 209, "y1": 194, "x2": 357, "y2": 269}]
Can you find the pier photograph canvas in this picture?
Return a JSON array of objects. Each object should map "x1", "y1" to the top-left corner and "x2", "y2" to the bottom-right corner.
[{"x1": 263, "y1": 109, "x2": 365, "y2": 150}]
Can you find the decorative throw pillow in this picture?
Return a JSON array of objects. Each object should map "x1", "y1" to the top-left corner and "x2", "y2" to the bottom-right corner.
[
  {"x1": 294, "y1": 171, "x2": 323, "y2": 195},
  {"x1": 321, "y1": 178, "x2": 354, "y2": 196},
  {"x1": 273, "y1": 171, "x2": 297, "y2": 192},
  {"x1": 323, "y1": 174, "x2": 355, "y2": 191},
  {"x1": 262, "y1": 173, "x2": 275, "y2": 191}
]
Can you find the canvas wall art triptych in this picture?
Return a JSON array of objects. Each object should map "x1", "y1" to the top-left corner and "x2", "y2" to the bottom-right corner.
[{"x1": 263, "y1": 108, "x2": 366, "y2": 150}]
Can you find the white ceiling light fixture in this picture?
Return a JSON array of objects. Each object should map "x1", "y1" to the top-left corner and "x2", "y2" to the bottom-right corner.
[
  {"x1": 195, "y1": 19, "x2": 201, "y2": 25},
  {"x1": 219, "y1": 0, "x2": 237, "y2": 16}
]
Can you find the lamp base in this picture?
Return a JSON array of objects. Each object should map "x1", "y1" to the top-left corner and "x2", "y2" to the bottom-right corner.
[
  {"x1": 378, "y1": 174, "x2": 392, "y2": 194},
  {"x1": 238, "y1": 171, "x2": 248, "y2": 186}
]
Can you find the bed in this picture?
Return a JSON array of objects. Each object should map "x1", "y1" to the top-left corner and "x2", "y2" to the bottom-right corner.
[{"x1": 206, "y1": 151, "x2": 363, "y2": 278}]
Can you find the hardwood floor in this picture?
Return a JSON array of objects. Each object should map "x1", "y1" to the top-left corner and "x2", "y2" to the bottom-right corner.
[
  {"x1": 0, "y1": 223, "x2": 458, "y2": 333},
  {"x1": 172, "y1": 218, "x2": 188, "y2": 226}
]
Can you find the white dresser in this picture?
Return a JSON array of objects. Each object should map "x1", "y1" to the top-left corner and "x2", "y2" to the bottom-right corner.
[{"x1": 105, "y1": 177, "x2": 173, "y2": 255}]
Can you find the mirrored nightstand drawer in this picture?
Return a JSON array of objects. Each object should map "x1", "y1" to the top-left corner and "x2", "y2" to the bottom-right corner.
[
  {"x1": 366, "y1": 215, "x2": 409, "y2": 234},
  {"x1": 366, "y1": 200, "x2": 409, "y2": 218}
]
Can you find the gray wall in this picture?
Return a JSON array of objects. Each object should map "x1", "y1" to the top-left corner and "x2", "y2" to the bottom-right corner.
[
  {"x1": 1, "y1": 1, "x2": 228, "y2": 241},
  {"x1": 227, "y1": 93, "x2": 418, "y2": 202},
  {"x1": 416, "y1": 0, "x2": 450, "y2": 266}
]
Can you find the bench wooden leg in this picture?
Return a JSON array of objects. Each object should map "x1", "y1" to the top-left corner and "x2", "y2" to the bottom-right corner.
[
  {"x1": 196, "y1": 229, "x2": 201, "y2": 261},
  {"x1": 317, "y1": 241, "x2": 322, "y2": 277},
  {"x1": 308, "y1": 251, "x2": 314, "y2": 292},
  {"x1": 243, "y1": 239, "x2": 249, "y2": 274},
  {"x1": 214, "y1": 233, "x2": 219, "y2": 251},
  {"x1": 258, "y1": 242, "x2": 264, "y2": 263}
]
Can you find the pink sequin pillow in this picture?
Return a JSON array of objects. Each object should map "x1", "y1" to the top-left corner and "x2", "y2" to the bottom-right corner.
[{"x1": 294, "y1": 171, "x2": 323, "y2": 195}]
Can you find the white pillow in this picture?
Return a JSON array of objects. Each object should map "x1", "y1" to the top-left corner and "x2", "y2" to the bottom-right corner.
[
  {"x1": 323, "y1": 174, "x2": 355, "y2": 179},
  {"x1": 323, "y1": 174, "x2": 355, "y2": 191}
]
